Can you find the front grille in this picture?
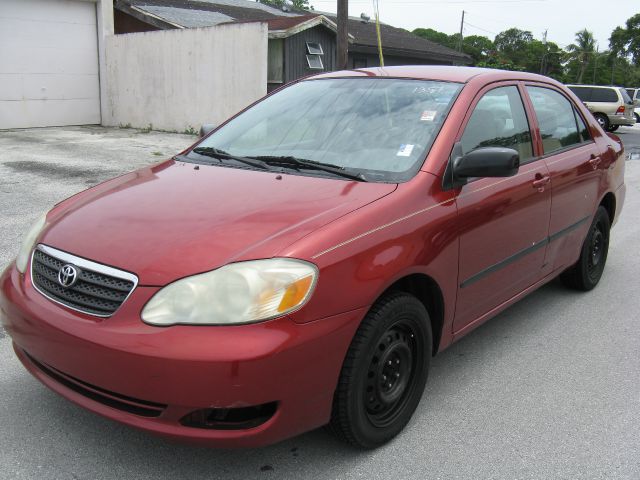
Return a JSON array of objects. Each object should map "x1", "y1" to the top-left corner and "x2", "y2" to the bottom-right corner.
[
  {"x1": 24, "y1": 351, "x2": 167, "y2": 418},
  {"x1": 31, "y1": 245, "x2": 137, "y2": 317}
]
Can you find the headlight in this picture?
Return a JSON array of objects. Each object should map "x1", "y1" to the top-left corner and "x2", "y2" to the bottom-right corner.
[
  {"x1": 16, "y1": 213, "x2": 47, "y2": 274},
  {"x1": 141, "y1": 258, "x2": 318, "y2": 326}
]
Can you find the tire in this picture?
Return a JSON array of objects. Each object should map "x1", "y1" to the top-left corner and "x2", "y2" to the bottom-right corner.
[
  {"x1": 328, "y1": 292, "x2": 432, "y2": 449},
  {"x1": 593, "y1": 113, "x2": 609, "y2": 131},
  {"x1": 634, "y1": 113, "x2": 639, "y2": 124},
  {"x1": 608, "y1": 125, "x2": 619, "y2": 132},
  {"x1": 560, "y1": 206, "x2": 610, "y2": 291}
]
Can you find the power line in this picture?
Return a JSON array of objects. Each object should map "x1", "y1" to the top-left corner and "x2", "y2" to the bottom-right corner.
[{"x1": 463, "y1": 21, "x2": 497, "y2": 35}]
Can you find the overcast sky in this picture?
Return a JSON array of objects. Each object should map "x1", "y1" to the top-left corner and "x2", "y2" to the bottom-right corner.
[{"x1": 309, "y1": 0, "x2": 638, "y2": 50}]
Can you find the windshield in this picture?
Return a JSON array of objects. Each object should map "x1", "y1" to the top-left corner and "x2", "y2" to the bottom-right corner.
[{"x1": 190, "y1": 78, "x2": 462, "y2": 182}]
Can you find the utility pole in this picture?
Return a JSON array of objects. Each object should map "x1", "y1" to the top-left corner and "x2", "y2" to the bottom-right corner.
[
  {"x1": 540, "y1": 30, "x2": 548, "y2": 75},
  {"x1": 458, "y1": 10, "x2": 465, "y2": 53},
  {"x1": 337, "y1": 0, "x2": 348, "y2": 70},
  {"x1": 611, "y1": 57, "x2": 615, "y2": 85},
  {"x1": 592, "y1": 45, "x2": 598, "y2": 84}
]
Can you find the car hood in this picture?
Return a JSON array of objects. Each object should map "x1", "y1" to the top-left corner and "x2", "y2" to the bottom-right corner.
[{"x1": 41, "y1": 161, "x2": 396, "y2": 285}]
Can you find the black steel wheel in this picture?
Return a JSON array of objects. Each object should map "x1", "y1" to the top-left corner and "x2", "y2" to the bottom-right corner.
[
  {"x1": 328, "y1": 292, "x2": 431, "y2": 448},
  {"x1": 634, "y1": 113, "x2": 639, "y2": 124},
  {"x1": 364, "y1": 319, "x2": 418, "y2": 428},
  {"x1": 608, "y1": 125, "x2": 619, "y2": 132},
  {"x1": 560, "y1": 206, "x2": 610, "y2": 291}
]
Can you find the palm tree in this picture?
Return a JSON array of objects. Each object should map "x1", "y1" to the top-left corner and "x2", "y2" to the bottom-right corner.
[{"x1": 566, "y1": 29, "x2": 596, "y2": 83}]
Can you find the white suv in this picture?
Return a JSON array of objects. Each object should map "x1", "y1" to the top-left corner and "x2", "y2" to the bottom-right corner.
[
  {"x1": 625, "y1": 88, "x2": 640, "y2": 124},
  {"x1": 567, "y1": 84, "x2": 635, "y2": 131}
]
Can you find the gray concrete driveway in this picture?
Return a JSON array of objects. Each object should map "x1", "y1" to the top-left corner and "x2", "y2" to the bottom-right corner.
[{"x1": 0, "y1": 126, "x2": 639, "y2": 479}]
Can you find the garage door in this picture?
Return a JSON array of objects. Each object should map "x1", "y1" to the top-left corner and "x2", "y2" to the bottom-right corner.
[{"x1": 0, "y1": 0, "x2": 101, "y2": 129}]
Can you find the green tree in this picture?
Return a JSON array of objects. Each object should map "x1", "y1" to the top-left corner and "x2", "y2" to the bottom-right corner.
[
  {"x1": 609, "y1": 14, "x2": 640, "y2": 64},
  {"x1": 526, "y1": 40, "x2": 563, "y2": 80},
  {"x1": 494, "y1": 28, "x2": 534, "y2": 64},
  {"x1": 412, "y1": 28, "x2": 457, "y2": 50},
  {"x1": 566, "y1": 29, "x2": 597, "y2": 83},
  {"x1": 462, "y1": 35, "x2": 494, "y2": 64},
  {"x1": 476, "y1": 55, "x2": 525, "y2": 72},
  {"x1": 258, "y1": 0, "x2": 312, "y2": 11}
]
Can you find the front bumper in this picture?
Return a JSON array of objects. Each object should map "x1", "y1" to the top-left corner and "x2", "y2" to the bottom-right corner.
[{"x1": 0, "y1": 264, "x2": 364, "y2": 447}]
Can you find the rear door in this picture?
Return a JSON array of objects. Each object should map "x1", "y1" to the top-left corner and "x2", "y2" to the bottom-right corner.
[
  {"x1": 453, "y1": 83, "x2": 552, "y2": 334},
  {"x1": 524, "y1": 84, "x2": 602, "y2": 272}
]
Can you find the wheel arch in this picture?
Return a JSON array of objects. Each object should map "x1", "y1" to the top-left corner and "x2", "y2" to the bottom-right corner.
[
  {"x1": 377, "y1": 273, "x2": 445, "y2": 356},
  {"x1": 591, "y1": 111, "x2": 609, "y2": 127},
  {"x1": 599, "y1": 191, "x2": 616, "y2": 224}
]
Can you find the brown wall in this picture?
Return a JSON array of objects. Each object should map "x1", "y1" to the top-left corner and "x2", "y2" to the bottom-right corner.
[{"x1": 114, "y1": 10, "x2": 160, "y2": 34}]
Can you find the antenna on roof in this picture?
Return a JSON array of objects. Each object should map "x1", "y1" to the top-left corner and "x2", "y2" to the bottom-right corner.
[
  {"x1": 360, "y1": 13, "x2": 370, "y2": 23},
  {"x1": 373, "y1": 0, "x2": 384, "y2": 66}
]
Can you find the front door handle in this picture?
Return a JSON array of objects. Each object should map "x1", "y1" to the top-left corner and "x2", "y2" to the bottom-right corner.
[
  {"x1": 589, "y1": 154, "x2": 601, "y2": 170},
  {"x1": 532, "y1": 174, "x2": 550, "y2": 192}
]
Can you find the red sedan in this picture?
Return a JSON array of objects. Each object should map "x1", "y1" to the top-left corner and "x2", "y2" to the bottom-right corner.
[{"x1": 0, "y1": 67, "x2": 625, "y2": 448}]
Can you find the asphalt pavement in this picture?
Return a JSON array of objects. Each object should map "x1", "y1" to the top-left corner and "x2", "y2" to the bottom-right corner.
[{"x1": 0, "y1": 125, "x2": 639, "y2": 480}]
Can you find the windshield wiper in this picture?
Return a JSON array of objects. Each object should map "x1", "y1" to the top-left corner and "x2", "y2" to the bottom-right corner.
[
  {"x1": 191, "y1": 147, "x2": 269, "y2": 170},
  {"x1": 251, "y1": 155, "x2": 367, "y2": 182}
]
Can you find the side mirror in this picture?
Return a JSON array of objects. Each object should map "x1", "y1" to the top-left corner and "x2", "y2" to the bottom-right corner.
[
  {"x1": 453, "y1": 147, "x2": 520, "y2": 183},
  {"x1": 199, "y1": 124, "x2": 216, "y2": 138}
]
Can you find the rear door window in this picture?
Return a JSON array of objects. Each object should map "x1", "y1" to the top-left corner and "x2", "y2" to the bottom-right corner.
[
  {"x1": 568, "y1": 86, "x2": 592, "y2": 102},
  {"x1": 526, "y1": 86, "x2": 584, "y2": 154},
  {"x1": 591, "y1": 88, "x2": 618, "y2": 103},
  {"x1": 460, "y1": 86, "x2": 533, "y2": 162}
]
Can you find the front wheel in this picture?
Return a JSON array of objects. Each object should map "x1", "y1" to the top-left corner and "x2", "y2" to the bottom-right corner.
[
  {"x1": 634, "y1": 113, "x2": 639, "y2": 124},
  {"x1": 608, "y1": 125, "x2": 619, "y2": 132},
  {"x1": 328, "y1": 292, "x2": 432, "y2": 448},
  {"x1": 560, "y1": 206, "x2": 610, "y2": 291}
]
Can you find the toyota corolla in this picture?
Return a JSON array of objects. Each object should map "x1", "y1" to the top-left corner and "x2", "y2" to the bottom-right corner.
[{"x1": 0, "y1": 66, "x2": 625, "y2": 448}]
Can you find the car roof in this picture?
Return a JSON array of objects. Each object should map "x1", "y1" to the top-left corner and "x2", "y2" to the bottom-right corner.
[
  {"x1": 566, "y1": 84, "x2": 620, "y2": 89},
  {"x1": 309, "y1": 65, "x2": 561, "y2": 85}
]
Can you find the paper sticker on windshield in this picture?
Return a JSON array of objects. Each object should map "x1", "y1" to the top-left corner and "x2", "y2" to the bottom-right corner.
[
  {"x1": 420, "y1": 110, "x2": 437, "y2": 122},
  {"x1": 397, "y1": 144, "x2": 414, "y2": 157}
]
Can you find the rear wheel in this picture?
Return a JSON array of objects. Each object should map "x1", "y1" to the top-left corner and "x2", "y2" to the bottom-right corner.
[
  {"x1": 560, "y1": 206, "x2": 610, "y2": 291},
  {"x1": 328, "y1": 292, "x2": 431, "y2": 448},
  {"x1": 634, "y1": 113, "x2": 639, "y2": 123},
  {"x1": 594, "y1": 113, "x2": 609, "y2": 131}
]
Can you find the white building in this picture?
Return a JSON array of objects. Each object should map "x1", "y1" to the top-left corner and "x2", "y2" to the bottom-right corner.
[{"x1": 0, "y1": 0, "x2": 113, "y2": 129}]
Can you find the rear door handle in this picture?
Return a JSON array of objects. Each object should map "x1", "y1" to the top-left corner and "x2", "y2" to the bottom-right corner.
[
  {"x1": 532, "y1": 174, "x2": 550, "y2": 192},
  {"x1": 589, "y1": 155, "x2": 601, "y2": 170}
]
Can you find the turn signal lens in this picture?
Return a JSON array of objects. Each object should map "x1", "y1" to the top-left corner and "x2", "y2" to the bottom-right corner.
[{"x1": 278, "y1": 275, "x2": 314, "y2": 312}]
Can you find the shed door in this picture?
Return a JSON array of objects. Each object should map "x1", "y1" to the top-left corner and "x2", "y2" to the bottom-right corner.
[{"x1": 0, "y1": 0, "x2": 100, "y2": 129}]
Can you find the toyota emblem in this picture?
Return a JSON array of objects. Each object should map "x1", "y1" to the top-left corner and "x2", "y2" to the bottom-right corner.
[{"x1": 58, "y1": 264, "x2": 79, "y2": 288}]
